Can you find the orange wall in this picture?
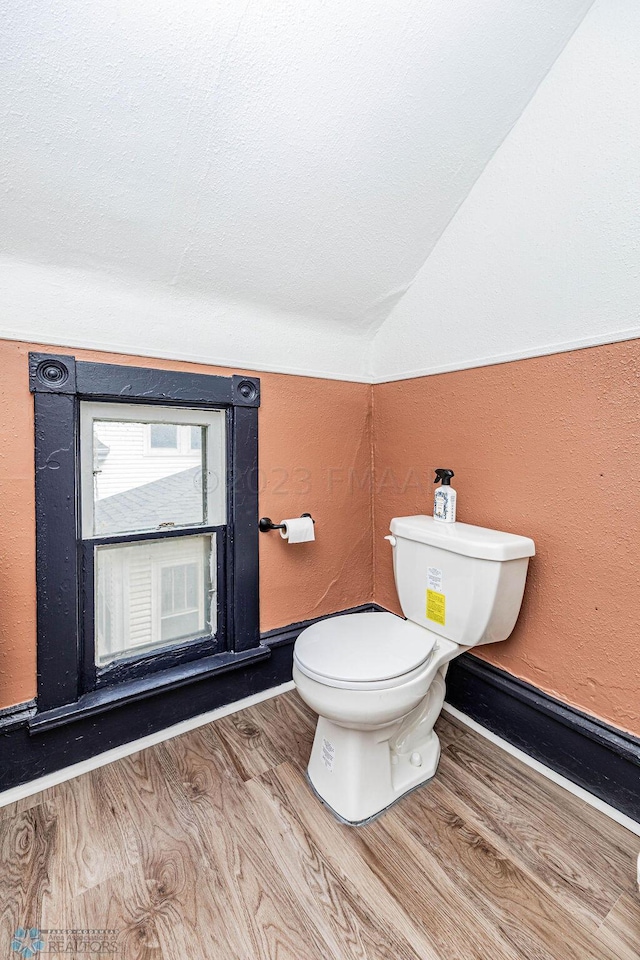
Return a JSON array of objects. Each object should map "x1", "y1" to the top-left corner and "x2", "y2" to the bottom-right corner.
[
  {"x1": 373, "y1": 339, "x2": 640, "y2": 737},
  {"x1": 3, "y1": 335, "x2": 639, "y2": 739},
  {"x1": 0, "y1": 340, "x2": 372, "y2": 709}
]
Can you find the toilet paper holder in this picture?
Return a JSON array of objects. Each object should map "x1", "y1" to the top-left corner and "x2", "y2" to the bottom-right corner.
[{"x1": 259, "y1": 513, "x2": 315, "y2": 533}]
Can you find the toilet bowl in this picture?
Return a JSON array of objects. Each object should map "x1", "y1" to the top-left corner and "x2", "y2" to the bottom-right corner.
[
  {"x1": 293, "y1": 612, "x2": 461, "y2": 824},
  {"x1": 293, "y1": 515, "x2": 535, "y2": 825}
]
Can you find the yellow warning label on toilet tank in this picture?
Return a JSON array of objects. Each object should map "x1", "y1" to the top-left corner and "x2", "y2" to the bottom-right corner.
[{"x1": 426, "y1": 589, "x2": 446, "y2": 626}]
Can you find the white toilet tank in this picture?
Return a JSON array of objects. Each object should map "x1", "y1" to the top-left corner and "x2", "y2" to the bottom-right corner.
[{"x1": 389, "y1": 516, "x2": 535, "y2": 647}]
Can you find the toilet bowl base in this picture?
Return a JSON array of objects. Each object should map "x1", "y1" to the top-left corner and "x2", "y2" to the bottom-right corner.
[
  {"x1": 306, "y1": 715, "x2": 441, "y2": 825},
  {"x1": 305, "y1": 766, "x2": 439, "y2": 827}
]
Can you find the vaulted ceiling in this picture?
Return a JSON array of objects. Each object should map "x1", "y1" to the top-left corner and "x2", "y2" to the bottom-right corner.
[{"x1": 1, "y1": 0, "x2": 596, "y2": 378}]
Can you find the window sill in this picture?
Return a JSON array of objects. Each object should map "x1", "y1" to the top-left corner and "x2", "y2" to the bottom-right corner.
[{"x1": 29, "y1": 645, "x2": 271, "y2": 734}]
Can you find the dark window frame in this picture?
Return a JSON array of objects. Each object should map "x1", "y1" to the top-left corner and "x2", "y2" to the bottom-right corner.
[{"x1": 29, "y1": 353, "x2": 262, "y2": 724}]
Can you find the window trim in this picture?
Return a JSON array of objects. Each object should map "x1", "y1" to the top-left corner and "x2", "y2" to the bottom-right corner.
[{"x1": 29, "y1": 353, "x2": 261, "y2": 718}]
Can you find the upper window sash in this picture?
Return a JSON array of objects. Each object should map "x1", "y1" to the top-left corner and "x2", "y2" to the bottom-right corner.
[{"x1": 80, "y1": 401, "x2": 226, "y2": 538}]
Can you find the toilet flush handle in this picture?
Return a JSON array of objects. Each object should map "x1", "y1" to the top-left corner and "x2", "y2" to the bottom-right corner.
[{"x1": 384, "y1": 535, "x2": 397, "y2": 547}]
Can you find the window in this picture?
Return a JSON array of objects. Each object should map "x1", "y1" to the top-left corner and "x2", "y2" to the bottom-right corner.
[
  {"x1": 29, "y1": 353, "x2": 262, "y2": 723},
  {"x1": 79, "y1": 402, "x2": 227, "y2": 669},
  {"x1": 189, "y1": 425, "x2": 202, "y2": 451},
  {"x1": 158, "y1": 554, "x2": 205, "y2": 642},
  {"x1": 149, "y1": 423, "x2": 178, "y2": 450},
  {"x1": 145, "y1": 422, "x2": 204, "y2": 455}
]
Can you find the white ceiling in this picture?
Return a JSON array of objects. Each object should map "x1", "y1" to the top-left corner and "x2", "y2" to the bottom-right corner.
[
  {"x1": 372, "y1": 0, "x2": 640, "y2": 381},
  {"x1": 1, "y1": 0, "x2": 595, "y2": 379}
]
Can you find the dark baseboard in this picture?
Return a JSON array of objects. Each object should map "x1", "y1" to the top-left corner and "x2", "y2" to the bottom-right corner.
[
  {"x1": 446, "y1": 653, "x2": 640, "y2": 823},
  {"x1": 4, "y1": 608, "x2": 637, "y2": 828},
  {"x1": 0, "y1": 604, "x2": 375, "y2": 795}
]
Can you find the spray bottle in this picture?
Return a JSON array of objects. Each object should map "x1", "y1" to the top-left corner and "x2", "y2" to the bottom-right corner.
[{"x1": 433, "y1": 468, "x2": 456, "y2": 523}]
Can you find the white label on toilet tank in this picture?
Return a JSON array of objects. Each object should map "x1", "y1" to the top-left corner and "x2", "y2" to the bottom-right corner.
[
  {"x1": 427, "y1": 567, "x2": 443, "y2": 591},
  {"x1": 321, "y1": 737, "x2": 335, "y2": 772}
]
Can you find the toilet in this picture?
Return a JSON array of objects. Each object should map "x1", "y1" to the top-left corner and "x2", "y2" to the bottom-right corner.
[{"x1": 293, "y1": 515, "x2": 535, "y2": 825}]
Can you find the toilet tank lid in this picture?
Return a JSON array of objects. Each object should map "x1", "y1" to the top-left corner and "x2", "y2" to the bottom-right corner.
[{"x1": 390, "y1": 515, "x2": 535, "y2": 561}]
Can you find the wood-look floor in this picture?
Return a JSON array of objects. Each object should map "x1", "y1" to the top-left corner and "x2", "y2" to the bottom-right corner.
[{"x1": 1, "y1": 690, "x2": 638, "y2": 959}]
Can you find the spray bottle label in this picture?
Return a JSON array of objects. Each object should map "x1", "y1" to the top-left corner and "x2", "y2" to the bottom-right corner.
[{"x1": 434, "y1": 488, "x2": 449, "y2": 520}]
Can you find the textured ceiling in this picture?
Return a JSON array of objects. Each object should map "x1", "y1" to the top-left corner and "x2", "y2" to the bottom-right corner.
[
  {"x1": 1, "y1": 0, "x2": 593, "y2": 365},
  {"x1": 372, "y1": 0, "x2": 640, "y2": 381}
]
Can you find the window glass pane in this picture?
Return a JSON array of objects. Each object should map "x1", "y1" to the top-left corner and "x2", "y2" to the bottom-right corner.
[
  {"x1": 190, "y1": 426, "x2": 203, "y2": 450},
  {"x1": 185, "y1": 564, "x2": 198, "y2": 608},
  {"x1": 90, "y1": 419, "x2": 213, "y2": 536},
  {"x1": 95, "y1": 534, "x2": 215, "y2": 666},
  {"x1": 149, "y1": 423, "x2": 178, "y2": 449},
  {"x1": 161, "y1": 566, "x2": 172, "y2": 611},
  {"x1": 161, "y1": 610, "x2": 200, "y2": 642}
]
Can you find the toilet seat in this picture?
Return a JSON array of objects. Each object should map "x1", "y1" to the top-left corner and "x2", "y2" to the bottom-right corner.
[{"x1": 294, "y1": 612, "x2": 438, "y2": 691}]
